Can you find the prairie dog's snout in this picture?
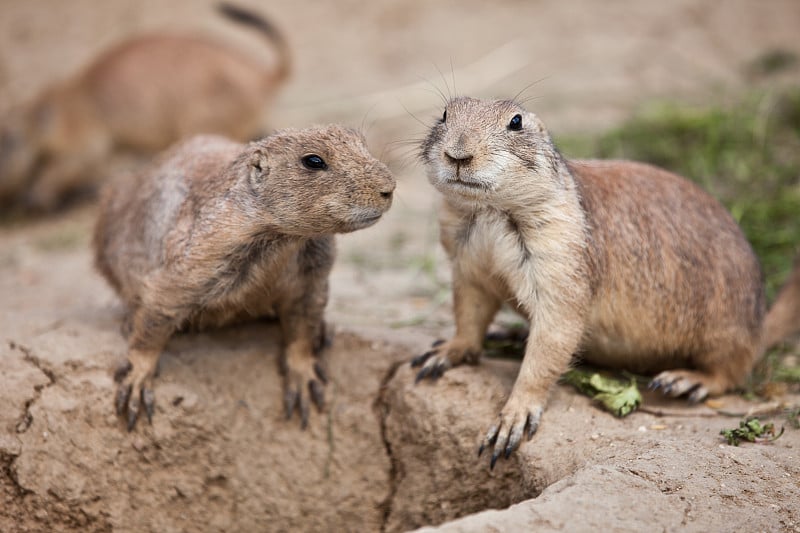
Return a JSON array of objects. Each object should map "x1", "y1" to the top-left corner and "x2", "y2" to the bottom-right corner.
[
  {"x1": 369, "y1": 160, "x2": 396, "y2": 201},
  {"x1": 344, "y1": 159, "x2": 395, "y2": 229},
  {"x1": 444, "y1": 132, "x2": 477, "y2": 164}
]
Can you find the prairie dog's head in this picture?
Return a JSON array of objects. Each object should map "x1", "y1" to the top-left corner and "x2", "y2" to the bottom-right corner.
[
  {"x1": 0, "y1": 104, "x2": 44, "y2": 202},
  {"x1": 240, "y1": 125, "x2": 395, "y2": 236},
  {"x1": 0, "y1": 90, "x2": 73, "y2": 203},
  {"x1": 420, "y1": 97, "x2": 562, "y2": 204}
]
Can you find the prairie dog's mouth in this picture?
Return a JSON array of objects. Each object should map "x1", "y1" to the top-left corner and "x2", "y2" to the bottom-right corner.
[
  {"x1": 345, "y1": 209, "x2": 385, "y2": 230},
  {"x1": 445, "y1": 177, "x2": 485, "y2": 189},
  {"x1": 438, "y1": 174, "x2": 490, "y2": 194}
]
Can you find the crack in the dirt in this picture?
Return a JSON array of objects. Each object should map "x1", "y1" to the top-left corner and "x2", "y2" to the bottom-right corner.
[
  {"x1": 9, "y1": 340, "x2": 57, "y2": 434},
  {"x1": 2, "y1": 341, "x2": 54, "y2": 519},
  {"x1": 373, "y1": 359, "x2": 406, "y2": 533},
  {"x1": 1, "y1": 452, "x2": 32, "y2": 498},
  {"x1": 626, "y1": 467, "x2": 684, "y2": 495}
]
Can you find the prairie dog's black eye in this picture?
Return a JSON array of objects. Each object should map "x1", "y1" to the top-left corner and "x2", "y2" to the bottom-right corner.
[
  {"x1": 508, "y1": 114, "x2": 523, "y2": 131},
  {"x1": 302, "y1": 154, "x2": 327, "y2": 170},
  {"x1": 441, "y1": 110, "x2": 447, "y2": 123}
]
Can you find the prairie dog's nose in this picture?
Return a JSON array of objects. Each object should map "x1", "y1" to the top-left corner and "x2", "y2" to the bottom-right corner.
[
  {"x1": 445, "y1": 150, "x2": 473, "y2": 165},
  {"x1": 379, "y1": 172, "x2": 396, "y2": 199},
  {"x1": 445, "y1": 132, "x2": 474, "y2": 164}
]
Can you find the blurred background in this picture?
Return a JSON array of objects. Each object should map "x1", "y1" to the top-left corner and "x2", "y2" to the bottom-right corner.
[{"x1": 1, "y1": 0, "x2": 799, "y2": 344}]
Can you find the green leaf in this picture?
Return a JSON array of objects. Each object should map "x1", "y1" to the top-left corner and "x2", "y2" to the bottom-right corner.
[{"x1": 562, "y1": 369, "x2": 642, "y2": 417}]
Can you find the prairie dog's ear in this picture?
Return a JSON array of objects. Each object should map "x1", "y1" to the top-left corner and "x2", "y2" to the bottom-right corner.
[
  {"x1": 248, "y1": 147, "x2": 269, "y2": 187},
  {"x1": 524, "y1": 111, "x2": 547, "y2": 135}
]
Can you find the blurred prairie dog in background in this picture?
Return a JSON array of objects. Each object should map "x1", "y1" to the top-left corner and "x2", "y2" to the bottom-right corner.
[
  {"x1": 0, "y1": 3, "x2": 290, "y2": 211},
  {"x1": 416, "y1": 96, "x2": 800, "y2": 467}
]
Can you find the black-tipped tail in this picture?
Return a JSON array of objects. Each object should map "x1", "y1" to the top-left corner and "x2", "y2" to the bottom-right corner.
[{"x1": 217, "y1": 3, "x2": 290, "y2": 79}]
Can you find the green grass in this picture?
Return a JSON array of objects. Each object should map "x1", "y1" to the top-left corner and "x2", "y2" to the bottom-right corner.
[{"x1": 557, "y1": 88, "x2": 800, "y2": 300}]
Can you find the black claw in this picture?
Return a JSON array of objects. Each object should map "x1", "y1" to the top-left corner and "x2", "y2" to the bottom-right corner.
[
  {"x1": 431, "y1": 339, "x2": 446, "y2": 348},
  {"x1": 309, "y1": 380, "x2": 325, "y2": 410},
  {"x1": 490, "y1": 450, "x2": 501, "y2": 470},
  {"x1": 486, "y1": 424, "x2": 500, "y2": 445},
  {"x1": 478, "y1": 443, "x2": 485, "y2": 458},
  {"x1": 284, "y1": 389, "x2": 298, "y2": 420},
  {"x1": 429, "y1": 364, "x2": 444, "y2": 381},
  {"x1": 116, "y1": 384, "x2": 132, "y2": 416},
  {"x1": 142, "y1": 388, "x2": 155, "y2": 423},
  {"x1": 313, "y1": 362, "x2": 328, "y2": 384},
  {"x1": 113, "y1": 361, "x2": 132, "y2": 383},
  {"x1": 127, "y1": 396, "x2": 140, "y2": 432},
  {"x1": 414, "y1": 366, "x2": 432, "y2": 384},
  {"x1": 526, "y1": 413, "x2": 540, "y2": 440},
  {"x1": 505, "y1": 434, "x2": 521, "y2": 459},
  {"x1": 506, "y1": 426, "x2": 525, "y2": 458},
  {"x1": 686, "y1": 384, "x2": 703, "y2": 404},
  {"x1": 299, "y1": 394, "x2": 310, "y2": 430},
  {"x1": 411, "y1": 351, "x2": 435, "y2": 368},
  {"x1": 648, "y1": 380, "x2": 659, "y2": 391}
]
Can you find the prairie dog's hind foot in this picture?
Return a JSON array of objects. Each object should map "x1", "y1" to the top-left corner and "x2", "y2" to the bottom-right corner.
[
  {"x1": 411, "y1": 338, "x2": 481, "y2": 383},
  {"x1": 649, "y1": 368, "x2": 734, "y2": 403}
]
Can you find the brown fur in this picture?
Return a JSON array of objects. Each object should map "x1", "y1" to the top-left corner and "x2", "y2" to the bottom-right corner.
[
  {"x1": 0, "y1": 3, "x2": 290, "y2": 211},
  {"x1": 416, "y1": 96, "x2": 798, "y2": 466},
  {"x1": 762, "y1": 255, "x2": 800, "y2": 349},
  {"x1": 94, "y1": 126, "x2": 395, "y2": 430}
]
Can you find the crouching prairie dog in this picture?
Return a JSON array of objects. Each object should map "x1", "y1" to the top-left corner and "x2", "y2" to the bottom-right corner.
[
  {"x1": 415, "y1": 96, "x2": 800, "y2": 467},
  {"x1": 94, "y1": 126, "x2": 395, "y2": 429},
  {"x1": 0, "y1": 3, "x2": 290, "y2": 211}
]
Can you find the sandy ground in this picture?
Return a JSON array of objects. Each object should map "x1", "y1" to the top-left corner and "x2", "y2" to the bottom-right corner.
[{"x1": 1, "y1": 1, "x2": 800, "y2": 531}]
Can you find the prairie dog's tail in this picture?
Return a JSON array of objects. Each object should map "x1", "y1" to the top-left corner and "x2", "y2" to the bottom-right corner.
[
  {"x1": 217, "y1": 3, "x2": 291, "y2": 81},
  {"x1": 762, "y1": 255, "x2": 800, "y2": 350}
]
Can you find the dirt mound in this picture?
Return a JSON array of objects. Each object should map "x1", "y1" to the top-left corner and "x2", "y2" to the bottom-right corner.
[
  {"x1": 1, "y1": 322, "x2": 400, "y2": 532},
  {"x1": 388, "y1": 364, "x2": 800, "y2": 532}
]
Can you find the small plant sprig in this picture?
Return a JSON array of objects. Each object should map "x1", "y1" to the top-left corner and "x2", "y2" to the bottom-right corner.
[{"x1": 720, "y1": 417, "x2": 785, "y2": 446}]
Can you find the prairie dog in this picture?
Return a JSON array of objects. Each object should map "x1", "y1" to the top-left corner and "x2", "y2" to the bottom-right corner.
[
  {"x1": 0, "y1": 3, "x2": 290, "y2": 211},
  {"x1": 416, "y1": 96, "x2": 800, "y2": 467},
  {"x1": 94, "y1": 126, "x2": 395, "y2": 429}
]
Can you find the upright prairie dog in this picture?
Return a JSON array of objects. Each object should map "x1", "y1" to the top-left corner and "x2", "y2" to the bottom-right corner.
[
  {"x1": 94, "y1": 126, "x2": 395, "y2": 429},
  {"x1": 0, "y1": 3, "x2": 290, "y2": 211},
  {"x1": 416, "y1": 96, "x2": 800, "y2": 467}
]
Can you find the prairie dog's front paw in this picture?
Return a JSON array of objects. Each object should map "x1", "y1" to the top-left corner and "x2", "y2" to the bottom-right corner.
[
  {"x1": 478, "y1": 394, "x2": 544, "y2": 469},
  {"x1": 114, "y1": 354, "x2": 157, "y2": 431},
  {"x1": 410, "y1": 338, "x2": 481, "y2": 383},
  {"x1": 283, "y1": 355, "x2": 327, "y2": 429}
]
